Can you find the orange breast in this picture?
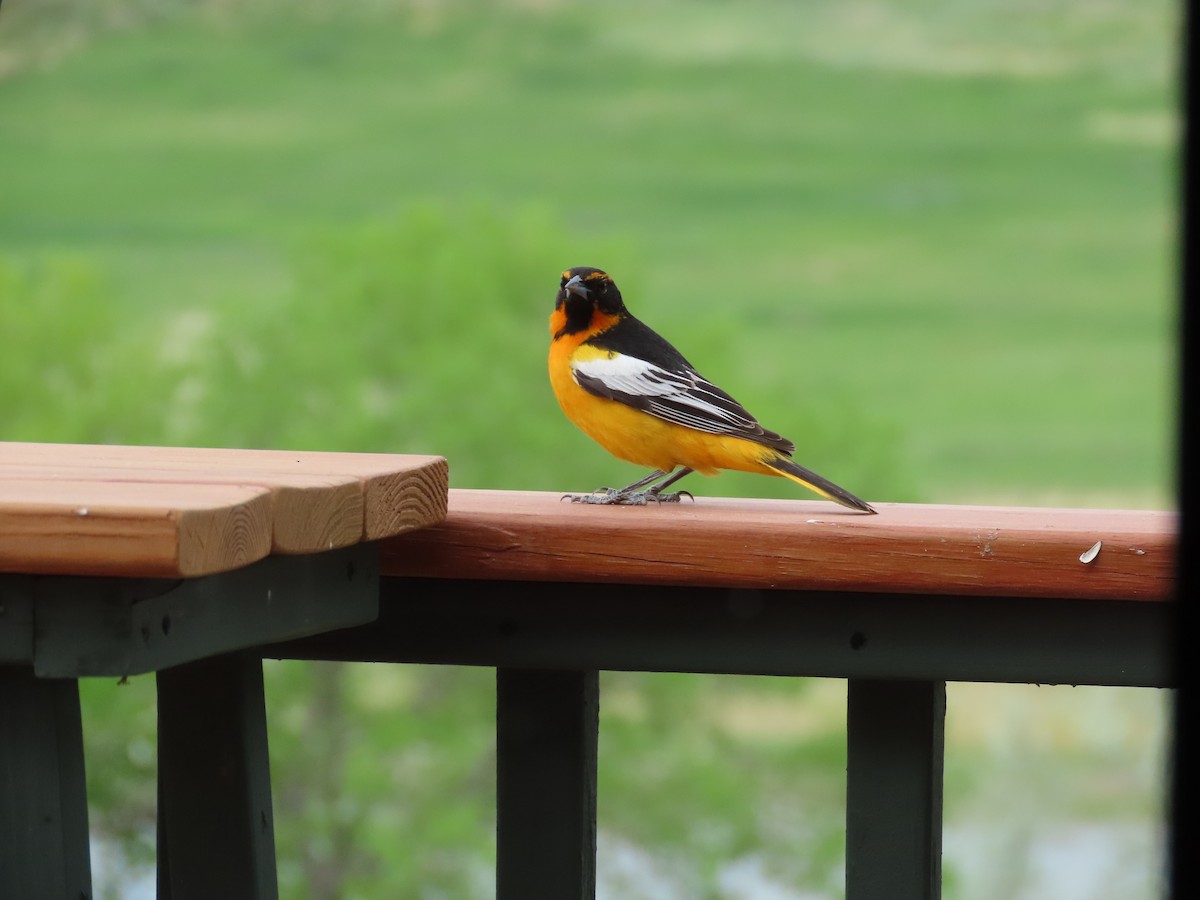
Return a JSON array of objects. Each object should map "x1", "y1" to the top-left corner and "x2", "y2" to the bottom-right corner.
[{"x1": 548, "y1": 314, "x2": 777, "y2": 477}]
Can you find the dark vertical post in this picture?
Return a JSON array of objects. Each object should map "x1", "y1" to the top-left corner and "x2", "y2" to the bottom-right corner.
[
  {"x1": 157, "y1": 653, "x2": 278, "y2": 900},
  {"x1": 0, "y1": 668, "x2": 92, "y2": 899},
  {"x1": 845, "y1": 679, "x2": 946, "y2": 900},
  {"x1": 1170, "y1": 2, "x2": 1196, "y2": 887},
  {"x1": 496, "y1": 668, "x2": 599, "y2": 900}
]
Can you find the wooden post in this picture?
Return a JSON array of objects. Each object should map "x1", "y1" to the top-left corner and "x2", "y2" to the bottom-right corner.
[
  {"x1": 0, "y1": 668, "x2": 92, "y2": 899},
  {"x1": 496, "y1": 668, "x2": 599, "y2": 900},
  {"x1": 157, "y1": 653, "x2": 278, "y2": 900},
  {"x1": 845, "y1": 679, "x2": 946, "y2": 900}
]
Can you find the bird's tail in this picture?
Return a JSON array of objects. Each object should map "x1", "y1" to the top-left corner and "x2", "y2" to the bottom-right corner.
[{"x1": 763, "y1": 455, "x2": 876, "y2": 514}]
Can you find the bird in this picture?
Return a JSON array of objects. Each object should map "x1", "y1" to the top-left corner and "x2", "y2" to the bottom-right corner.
[{"x1": 548, "y1": 266, "x2": 876, "y2": 512}]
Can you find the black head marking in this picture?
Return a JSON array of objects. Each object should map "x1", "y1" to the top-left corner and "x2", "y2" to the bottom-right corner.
[{"x1": 556, "y1": 266, "x2": 625, "y2": 314}]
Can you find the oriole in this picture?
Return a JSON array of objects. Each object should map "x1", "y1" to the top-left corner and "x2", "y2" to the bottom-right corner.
[{"x1": 549, "y1": 266, "x2": 875, "y2": 512}]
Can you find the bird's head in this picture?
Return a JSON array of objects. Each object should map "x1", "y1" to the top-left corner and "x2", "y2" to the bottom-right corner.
[
  {"x1": 552, "y1": 267, "x2": 628, "y2": 340},
  {"x1": 554, "y1": 267, "x2": 624, "y2": 316}
]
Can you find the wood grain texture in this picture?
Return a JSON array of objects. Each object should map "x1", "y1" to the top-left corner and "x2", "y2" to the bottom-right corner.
[
  {"x1": 379, "y1": 490, "x2": 1176, "y2": 601},
  {"x1": 0, "y1": 464, "x2": 365, "y2": 554},
  {"x1": 0, "y1": 443, "x2": 449, "y2": 577},
  {"x1": 0, "y1": 480, "x2": 272, "y2": 578}
]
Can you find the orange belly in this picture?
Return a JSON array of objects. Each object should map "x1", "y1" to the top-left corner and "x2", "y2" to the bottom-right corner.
[{"x1": 549, "y1": 344, "x2": 774, "y2": 476}]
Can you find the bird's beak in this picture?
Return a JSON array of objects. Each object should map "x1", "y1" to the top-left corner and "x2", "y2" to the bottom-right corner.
[{"x1": 564, "y1": 275, "x2": 589, "y2": 299}]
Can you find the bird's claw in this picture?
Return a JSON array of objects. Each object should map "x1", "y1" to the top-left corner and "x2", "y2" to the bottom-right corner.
[
  {"x1": 648, "y1": 490, "x2": 694, "y2": 504},
  {"x1": 561, "y1": 488, "x2": 694, "y2": 506},
  {"x1": 563, "y1": 487, "x2": 609, "y2": 503},
  {"x1": 563, "y1": 489, "x2": 647, "y2": 505}
]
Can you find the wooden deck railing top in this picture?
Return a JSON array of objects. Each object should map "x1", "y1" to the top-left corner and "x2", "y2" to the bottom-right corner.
[
  {"x1": 381, "y1": 489, "x2": 1176, "y2": 601},
  {"x1": 0, "y1": 442, "x2": 448, "y2": 578},
  {"x1": 0, "y1": 441, "x2": 1173, "y2": 600}
]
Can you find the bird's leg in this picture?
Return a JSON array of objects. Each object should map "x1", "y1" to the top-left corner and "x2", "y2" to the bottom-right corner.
[
  {"x1": 563, "y1": 469, "x2": 675, "y2": 505},
  {"x1": 644, "y1": 467, "x2": 695, "y2": 503}
]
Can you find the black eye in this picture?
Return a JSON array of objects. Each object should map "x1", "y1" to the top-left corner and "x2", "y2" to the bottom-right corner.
[
  {"x1": 560, "y1": 275, "x2": 568, "y2": 287},
  {"x1": 594, "y1": 280, "x2": 608, "y2": 294}
]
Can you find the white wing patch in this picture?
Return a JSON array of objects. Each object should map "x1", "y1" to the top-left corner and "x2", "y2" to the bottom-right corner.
[
  {"x1": 571, "y1": 354, "x2": 679, "y2": 397},
  {"x1": 570, "y1": 353, "x2": 776, "y2": 441}
]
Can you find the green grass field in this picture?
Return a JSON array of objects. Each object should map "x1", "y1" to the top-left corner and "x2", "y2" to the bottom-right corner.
[
  {"x1": 0, "y1": 1, "x2": 1178, "y2": 897},
  {"x1": 1, "y1": 0, "x2": 1177, "y2": 505}
]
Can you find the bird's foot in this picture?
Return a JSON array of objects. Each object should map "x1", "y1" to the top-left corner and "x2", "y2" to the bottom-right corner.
[
  {"x1": 647, "y1": 490, "x2": 694, "y2": 504},
  {"x1": 562, "y1": 488, "x2": 648, "y2": 505},
  {"x1": 561, "y1": 488, "x2": 693, "y2": 505}
]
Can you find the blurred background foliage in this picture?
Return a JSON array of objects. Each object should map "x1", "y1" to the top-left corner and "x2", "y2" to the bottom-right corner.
[{"x1": 0, "y1": 0, "x2": 1177, "y2": 898}]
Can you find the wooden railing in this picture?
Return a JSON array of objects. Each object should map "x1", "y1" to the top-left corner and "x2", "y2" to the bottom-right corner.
[
  {"x1": 274, "y1": 490, "x2": 1176, "y2": 900},
  {"x1": 0, "y1": 444, "x2": 449, "y2": 900},
  {"x1": 1, "y1": 458, "x2": 1176, "y2": 899}
]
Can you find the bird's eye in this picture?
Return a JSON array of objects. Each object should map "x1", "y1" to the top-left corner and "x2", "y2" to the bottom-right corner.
[
  {"x1": 594, "y1": 280, "x2": 608, "y2": 294},
  {"x1": 560, "y1": 275, "x2": 568, "y2": 287}
]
